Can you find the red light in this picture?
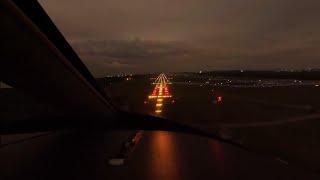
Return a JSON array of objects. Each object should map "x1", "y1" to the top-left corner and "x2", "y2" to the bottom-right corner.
[{"x1": 217, "y1": 96, "x2": 223, "y2": 102}]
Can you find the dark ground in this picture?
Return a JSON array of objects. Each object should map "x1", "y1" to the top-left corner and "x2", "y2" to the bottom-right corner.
[
  {"x1": 106, "y1": 76, "x2": 320, "y2": 172},
  {"x1": 1, "y1": 75, "x2": 320, "y2": 179}
]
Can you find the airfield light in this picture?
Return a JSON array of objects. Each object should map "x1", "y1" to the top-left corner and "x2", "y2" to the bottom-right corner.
[
  {"x1": 148, "y1": 73, "x2": 172, "y2": 113},
  {"x1": 156, "y1": 103, "x2": 163, "y2": 107}
]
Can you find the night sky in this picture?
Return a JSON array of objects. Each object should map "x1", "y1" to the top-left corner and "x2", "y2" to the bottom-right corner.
[{"x1": 39, "y1": 0, "x2": 320, "y2": 76}]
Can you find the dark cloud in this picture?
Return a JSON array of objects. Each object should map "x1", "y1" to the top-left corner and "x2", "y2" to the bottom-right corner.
[
  {"x1": 39, "y1": 0, "x2": 320, "y2": 76},
  {"x1": 72, "y1": 39, "x2": 193, "y2": 59},
  {"x1": 70, "y1": 39, "x2": 198, "y2": 76}
]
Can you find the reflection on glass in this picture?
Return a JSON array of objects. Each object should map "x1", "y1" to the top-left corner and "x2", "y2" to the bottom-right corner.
[{"x1": 149, "y1": 131, "x2": 180, "y2": 179}]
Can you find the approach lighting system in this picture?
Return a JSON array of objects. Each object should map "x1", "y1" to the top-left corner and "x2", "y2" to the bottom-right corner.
[{"x1": 147, "y1": 73, "x2": 173, "y2": 114}]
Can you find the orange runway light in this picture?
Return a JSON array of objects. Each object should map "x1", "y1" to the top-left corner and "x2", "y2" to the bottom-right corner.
[{"x1": 148, "y1": 73, "x2": 173, "y2": 113}]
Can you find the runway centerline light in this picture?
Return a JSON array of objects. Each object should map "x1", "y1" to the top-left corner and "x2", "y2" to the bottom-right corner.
[
  {"x1": 148, "y1": 73, "x2": 173, "y2": 114},
  {"x1": 156, "y1": 103, "x2": 163, "y2": 107}
]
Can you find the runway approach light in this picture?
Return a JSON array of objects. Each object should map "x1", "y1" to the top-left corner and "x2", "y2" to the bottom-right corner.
[
  {"x1": 156, "y1": 103, "x2": 163, "y2": 107},
  {"x1": 147, "y1": 73, "x2": 173, "y2": 114}
]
